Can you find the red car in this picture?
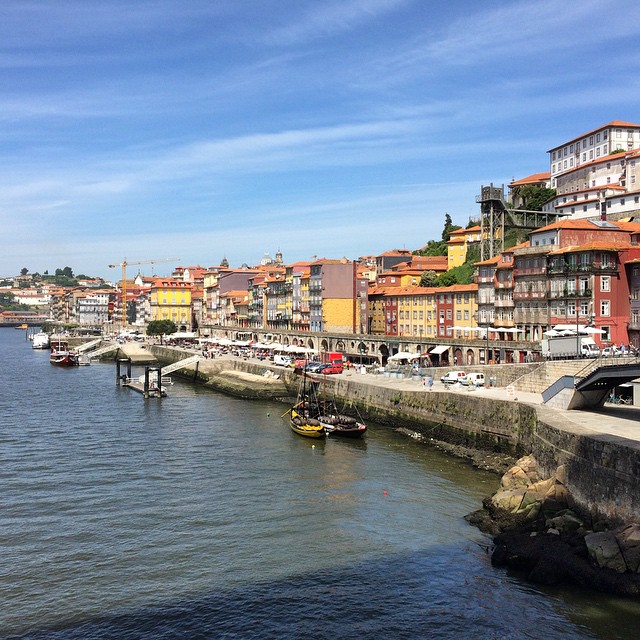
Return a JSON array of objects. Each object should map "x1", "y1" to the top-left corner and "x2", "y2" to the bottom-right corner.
[{"x1": 319, "y1": 363, "x2": 342, "y2": 375}]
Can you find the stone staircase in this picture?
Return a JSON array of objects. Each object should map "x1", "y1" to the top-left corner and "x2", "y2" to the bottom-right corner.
[{"x1": 511, "y1": 360, "x2": 592, "y2": 394}]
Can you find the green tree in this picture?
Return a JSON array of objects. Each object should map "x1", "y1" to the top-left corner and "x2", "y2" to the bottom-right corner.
[
  {"x1": 419, "y1": 270, "x2": 438, "y2": 287},
  {"x1": 517, "y1": 185, "x2": 556, "y2": 211},
  {"x1": 55, "y1": 266, "x2": 74, "y2": 278},
  {"x1": 0, "y1": 291, "x2": 16, "y2": 306},
  {"x1": 146, "y1": 320, "x2": 177, "y2": 343},
  {"x1": 441, "y1": 213, "x2": 461, "y2": 241},
  {"x1": 20, "y1": 267, "x2": 28, "y2": 275}
]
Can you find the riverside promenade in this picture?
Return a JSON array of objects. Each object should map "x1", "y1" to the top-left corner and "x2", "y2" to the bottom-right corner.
[{"x1": 359, "y1": 371, "x2": 640, "y2": 452}]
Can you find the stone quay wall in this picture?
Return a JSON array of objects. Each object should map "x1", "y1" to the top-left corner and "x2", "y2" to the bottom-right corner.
[{"x1": 142, "y1": 345, "x2": 640, "y2": 524}]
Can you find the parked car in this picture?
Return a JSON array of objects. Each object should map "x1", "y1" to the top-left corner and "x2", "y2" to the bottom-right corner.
[
  {"x1": 319, "y1": 363, "x2": 342, "y2": 375},
  {"x1": 601, "y1": 347, "x2": 620, "y2": 358},
  {"x1": 273, "y1": 354, "x2": 292, "y2": 366},
  {"x1": 305, "y1": 361, "x2": 324, "y2": 373},
  {"x1": 462, "y1": 372, "x2": 485, "y2": 387},
  {"x1": 440, "y1": 370, "x2": 467, "y2": 385}
]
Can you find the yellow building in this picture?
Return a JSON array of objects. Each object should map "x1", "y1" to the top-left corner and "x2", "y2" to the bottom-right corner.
[
  {"x1": 446, "y1": 226, "x2": 482, "y2": 269},
  {"x1": 150, "y1": 278, "x2": 192, "y2": 329}
]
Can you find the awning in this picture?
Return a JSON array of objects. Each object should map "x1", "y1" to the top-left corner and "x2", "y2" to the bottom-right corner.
[
  {"x1": 430, "y1": 345, "x2": 450, "y2": 355},
  {"x1": 553, "y1": 324, "x2": 587, "y2": 332},
  {"x1": 388, "y1": 351, "x2": 419, "y2": 361}
]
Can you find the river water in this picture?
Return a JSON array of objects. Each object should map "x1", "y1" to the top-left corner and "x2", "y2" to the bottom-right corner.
[{"x1": 1, "y1": 329, "x2": 639, "y2": 639}]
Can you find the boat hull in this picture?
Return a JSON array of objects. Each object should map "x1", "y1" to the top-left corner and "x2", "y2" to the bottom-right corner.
[
  {"x1": 50, "y1": 354, "x2": 79, "y2": 366},
  {"x1": 324, "y1": 423, "x2": 367, "y2": 438},
  {"x1": 289, "y1": 409, "x2": 325, "y2": 438}
]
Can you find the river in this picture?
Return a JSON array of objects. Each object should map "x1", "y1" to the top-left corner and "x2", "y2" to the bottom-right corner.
[{"x1": 1, "y1": 329, "x2": 639, "y2": 639}]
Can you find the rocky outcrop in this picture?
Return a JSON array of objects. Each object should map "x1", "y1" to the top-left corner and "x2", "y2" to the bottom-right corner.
[{"x1": 467, "y1": 455, "x2": 640, "y2": 596}]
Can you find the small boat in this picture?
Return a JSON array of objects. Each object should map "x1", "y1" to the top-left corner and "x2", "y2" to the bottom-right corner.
[
  {"x1": 289, "y1": 406, "x2": 326, "y2": 438},
  {"x1": 15, "y1": 323, "x2": 29, "y2": 330},
  {"x1": 50, "y1": 340, "x2": 80, "y2": 366},
  {"x1": 286, "y1": 372, "x2": 326, "y2": 438},
  {"x1": 31, "y1": 332, "x2": 50, "y2": 349},
  {"x1": 319, "y1": 412, "x2": 367, "y2": 438}
]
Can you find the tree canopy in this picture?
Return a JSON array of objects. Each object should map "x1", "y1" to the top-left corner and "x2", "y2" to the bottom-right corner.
[
  {"x1": 516, "y1": 185, "x2": 556, "y2": 211},
  {"x1": 146, "y1": 320, "x2": 177, "y2": 336}
]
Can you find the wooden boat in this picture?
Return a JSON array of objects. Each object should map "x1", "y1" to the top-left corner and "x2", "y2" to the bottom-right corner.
[
  {"x1": 319, "y1": 412, "x2": 367, "y2": 438},
  {"x1": 289, "y1": 405, "x2": 326, "y2": 438},
  {"x1": 286, "y1": 373, "x2": 326, "y2": 438},
  {"x1": 50, "y1": 340, "x2": 80, "y2": 367}
]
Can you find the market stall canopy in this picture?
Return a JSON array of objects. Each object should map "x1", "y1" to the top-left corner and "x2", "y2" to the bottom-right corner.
[
  {"x1": 429, "y1": 345, "x2": 450, "y2": 355},
  {"x1": 388, "y1": 351, "x2": 419, "y2": 361}
]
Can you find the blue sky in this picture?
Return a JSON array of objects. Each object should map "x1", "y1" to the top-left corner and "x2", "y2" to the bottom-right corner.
[{"x1": 3, "y1": 0, "x2": 640, "y2": 280}]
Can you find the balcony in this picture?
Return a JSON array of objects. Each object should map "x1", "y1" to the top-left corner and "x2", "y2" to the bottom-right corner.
[{"x1": 513, "y1": 290, "x2": 547, "y2": 301}]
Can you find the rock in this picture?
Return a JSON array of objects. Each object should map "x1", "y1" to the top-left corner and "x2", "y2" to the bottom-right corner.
[
  {"x1": 517, "y1": 454, "x2": 540, "y2": 478},
  {"x1": 547, "y1": 510, "x2": 585, "y2": 535},
  {"x1": 555, "y1": 464, "x2": 567, "y2": 486},
  {"x1": 491, "y1": 487, "x2": 527, "y2": 512},
  {"x1": 616, "y1": 524, "x2": 640, "y2": 573},
  {"x1": 585, "y1": 531, "x2": 627, "y2": 573},
  {"x1": 500, "y1": 455, "x2": 541, "y2": 490},
  {"x1": 500, "y1": 465, "x2": 532, "y2": 490}
]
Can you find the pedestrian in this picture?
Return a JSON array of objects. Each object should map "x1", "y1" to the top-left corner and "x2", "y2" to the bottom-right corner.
[{"x1": 428, "y1": 377, "x2": 433, "y2": 391}]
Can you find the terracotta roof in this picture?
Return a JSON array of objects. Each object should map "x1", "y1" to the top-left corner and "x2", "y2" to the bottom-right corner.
[
  {"x1": 548, "y1": 241, "x2": 633, "y2": 254},
  {"x1": 547, "y1": 121, "x2": 640, "y2": 152},
  {"x1": 449, "y1": 225, "x2": 481, "y2": 235},
  {"x1": 474, "y1": 256, "x2": 501, "y2": 266},
  {"x1": 509, "y1": 172, "x2": 550, "y2": 186},
  {"x1": 532, "y1": 218, "x2": 619, "y2": 233}
]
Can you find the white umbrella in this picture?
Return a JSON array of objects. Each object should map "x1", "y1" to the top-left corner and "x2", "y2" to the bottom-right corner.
[
  {"x1": 389, "y1": 351, "x2": 418, "y2": 361},
  {"x1": 543, "y1": 330, "x2": 560, "y2": 337},
  {"x1": 580, "y1": 327, "x2": 605, "y2": 334}
]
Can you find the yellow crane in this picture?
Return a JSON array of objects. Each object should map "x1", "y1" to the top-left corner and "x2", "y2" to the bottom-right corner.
[{"x1": 108, "y1": 257, "x2": 179, "y2": 326}]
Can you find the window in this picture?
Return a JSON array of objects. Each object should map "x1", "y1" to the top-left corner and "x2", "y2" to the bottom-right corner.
[{"x1": 600, "y1": 300, "x2": 610, "y2": 316}]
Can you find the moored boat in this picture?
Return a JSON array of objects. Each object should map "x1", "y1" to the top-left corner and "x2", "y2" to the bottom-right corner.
[
  {"x1": 50, "y1": 340, "x2": 80, "y2": 366},
  {"x1": 286, "y1": 372, "x2": 326, "y2": 438},
  {"x1": 289, "y1": 406, "x2": 326, "y2": 438},
  {"x1": 319, "y1": 413, "x2": 367, "y2": 438},
  {"x1": 31, "y1": 332, "x2": 50, "y2": 349}
]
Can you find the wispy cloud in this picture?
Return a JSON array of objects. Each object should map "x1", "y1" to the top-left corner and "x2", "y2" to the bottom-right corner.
[{"x1": 262, "y1": 0, "x2": 413, "y2": 46}]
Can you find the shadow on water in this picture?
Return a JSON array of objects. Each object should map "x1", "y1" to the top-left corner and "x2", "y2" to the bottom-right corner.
[{"x1": 5, "y1": 545, "x2": 621, "y2": 640}]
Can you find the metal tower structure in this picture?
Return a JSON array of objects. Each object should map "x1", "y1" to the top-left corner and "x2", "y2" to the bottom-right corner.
[{"x1": 476, "y1": 184, "x2": 567, "y2": 261}]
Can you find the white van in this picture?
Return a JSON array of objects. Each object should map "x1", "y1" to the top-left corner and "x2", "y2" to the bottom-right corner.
[
  {"x1": 273, "y1": 354, "x2": 292, "y2": 367},
  {"x1": 440, "y1": 370, "x2": 467, "y2": 385},
  {"x1": 462, "y1": 372, "x2": 485, "y2": 387}
]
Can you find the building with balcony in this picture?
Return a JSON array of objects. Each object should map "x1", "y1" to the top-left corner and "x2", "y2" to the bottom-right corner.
[{"x1": 543, "y1": 121, "x2": 640, "y2": 219}]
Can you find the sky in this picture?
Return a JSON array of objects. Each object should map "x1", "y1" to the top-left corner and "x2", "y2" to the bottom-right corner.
[{"x1": 3, "y1": 0, "x2": 640, "y2": 281}]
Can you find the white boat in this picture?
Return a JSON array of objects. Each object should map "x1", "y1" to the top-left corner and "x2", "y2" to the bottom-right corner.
[{"x1": 31, "y1": 332, "x2": 50, "y2": 349}]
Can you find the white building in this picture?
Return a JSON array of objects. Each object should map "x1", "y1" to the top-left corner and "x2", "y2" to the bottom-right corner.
[{"x1": 543, "y1": 121, "x2": 640, "y2": 219}]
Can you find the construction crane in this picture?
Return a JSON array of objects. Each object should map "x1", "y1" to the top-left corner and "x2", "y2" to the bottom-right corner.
[{"x1": 108, "y1": 257, "x2": 179, "y2": 326}]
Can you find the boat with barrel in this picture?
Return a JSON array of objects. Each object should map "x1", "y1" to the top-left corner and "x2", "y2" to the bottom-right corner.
[
  {"x1": 286, "y1": 372, "x2": 325, "y2": 438},
  {"x1": 49, "y1": 339, "x2": 80, "y2": 366},
  {"x1": 317, "y1": 410, "x2": 367, "y2": 438}
]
